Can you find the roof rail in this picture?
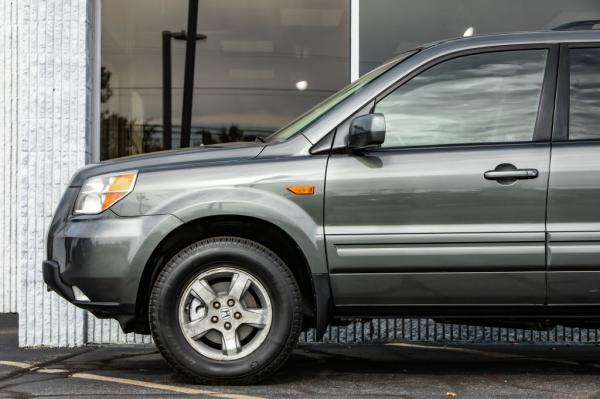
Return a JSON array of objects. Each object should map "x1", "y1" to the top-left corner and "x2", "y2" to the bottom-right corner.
[{"x1": 553, "y1": 20, "x2": 600, "y2": 31}]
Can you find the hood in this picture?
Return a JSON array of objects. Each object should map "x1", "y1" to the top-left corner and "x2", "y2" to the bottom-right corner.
[{"x1": 70, "y1": 142, "x2": 265, "y2": 186}]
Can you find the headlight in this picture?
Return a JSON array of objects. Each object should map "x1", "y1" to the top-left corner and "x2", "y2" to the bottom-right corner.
[{"x1": 73, "y1": 171, "x2": 138, "y2": 214}]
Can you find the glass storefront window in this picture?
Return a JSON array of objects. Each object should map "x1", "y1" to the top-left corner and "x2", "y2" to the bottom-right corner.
[
  {"x1": 359, "y1": 0, "x2": 600, "y2": 76},
  {"x1": 101, "y1": 0, "x2": 350, "y2": 160}
]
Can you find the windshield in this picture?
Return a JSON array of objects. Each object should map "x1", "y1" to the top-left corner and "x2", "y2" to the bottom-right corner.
[{"x1": 266, "y1": 50, "x2": 419, "y2": 143}]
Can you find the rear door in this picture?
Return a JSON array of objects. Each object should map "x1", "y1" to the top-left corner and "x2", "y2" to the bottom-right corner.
[
  {"x1": 547, "y1": 44, "x2": 600, "y2": 304},
  {"x1": 325, "y1": 46, "x2": 558, "y2": 309}
]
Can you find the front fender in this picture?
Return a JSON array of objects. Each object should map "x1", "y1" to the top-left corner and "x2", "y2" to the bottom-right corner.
[
  {"x1": 112, "y1": 159, "x2": 332, "y2": 337},
  {"x1": 158, "y1": 186, "x2": 332, "y2": 337},
  {"x1": 166, "y1": 186, "x2": 327, "y2": 274},
  {"x1": 116, "y1": 185, "x2": 328, "y2": 274}
]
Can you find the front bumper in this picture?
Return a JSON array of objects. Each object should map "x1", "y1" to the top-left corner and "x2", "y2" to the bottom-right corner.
[
  {"x1": 44, "y1": 203, "x2": 182, "y2": 331},
  {"x1": 43, "y1": 260, "x2": 135, "y2": 316}
]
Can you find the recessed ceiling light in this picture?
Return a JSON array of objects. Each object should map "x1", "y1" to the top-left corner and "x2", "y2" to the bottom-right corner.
[
  {"x1": 295, "y1": 81, "x2": 308, "y2": 91},
  {"x1": 463, "y1": 27, "x2": 476, "y2": 37}
]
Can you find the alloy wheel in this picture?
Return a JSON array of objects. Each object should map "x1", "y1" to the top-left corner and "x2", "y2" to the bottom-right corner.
[{"x1": 178, "y1": 266, "x2": 273, "y2": 361}]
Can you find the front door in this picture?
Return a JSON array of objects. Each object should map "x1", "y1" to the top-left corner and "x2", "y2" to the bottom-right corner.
[{"x1": 325, "y1": 47, "x2": 555, "y2": 309}]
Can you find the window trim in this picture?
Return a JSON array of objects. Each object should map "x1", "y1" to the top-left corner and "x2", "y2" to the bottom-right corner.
[
  {"x1": 364, "y1": 44, "x2": 559, "y2": 152},
  {"x1": 554, "y1": 42, "x2": 600, "y2": 143}
]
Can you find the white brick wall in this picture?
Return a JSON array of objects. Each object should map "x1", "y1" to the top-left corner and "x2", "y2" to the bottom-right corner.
[
  {"x1": 1, "y1": 0, "x2": 19, "y2": 315},
  {"x1": 0, "y1": 0, "x2": 152, "y2": 347},
  {"x1": 0, "y1": 0, "x2": 91, "y2": 347}
]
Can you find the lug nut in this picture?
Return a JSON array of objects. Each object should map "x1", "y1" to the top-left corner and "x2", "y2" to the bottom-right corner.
[
  {"x1": 213, "y1": 301, "x2": 221, "y2": 309},
  {"x1": 224, "y1": 322, "x2": 232, "y2": 330},
  {"x1": 227, "y1": 299, "x2": 235, "y2": 306},
  {"x1": 234, "y1": 312, "x2": 242, "y2": 320},
  {"x1": 211, "y1": 316, "x2": 218, "y2": 323}
]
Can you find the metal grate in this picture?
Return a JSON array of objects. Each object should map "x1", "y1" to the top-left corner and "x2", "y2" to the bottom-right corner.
[{"x1": 300, "y1": 319, "x2": 600, "y2": 344}]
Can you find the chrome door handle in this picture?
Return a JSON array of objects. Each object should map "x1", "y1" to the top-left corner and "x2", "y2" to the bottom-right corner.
[{"x1": 484, "y1": 169, "x2": 538, "y2": 180}]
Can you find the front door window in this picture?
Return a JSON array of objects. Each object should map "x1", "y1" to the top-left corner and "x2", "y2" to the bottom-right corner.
[{"x1": 375, "y1": 50, "x2": 548, "y2": 148}]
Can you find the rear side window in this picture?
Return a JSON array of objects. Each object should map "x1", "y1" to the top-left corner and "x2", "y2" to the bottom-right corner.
[
  {"x1": 569, "y1": 48, "x2": 600, "y2": 140},
  {"x1": 375, "y1": 50, "x2": 548, "y2": 148}
]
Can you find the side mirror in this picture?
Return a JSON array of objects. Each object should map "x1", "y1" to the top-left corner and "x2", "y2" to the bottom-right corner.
[{"x1": 348, "y1": 113, "x2": 386, "y2": 151}]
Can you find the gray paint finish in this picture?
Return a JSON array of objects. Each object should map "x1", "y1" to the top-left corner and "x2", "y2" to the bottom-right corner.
[
  {"x1": 547, "y1": 142, "x2": 600, "y2": 233},
  {"x1": 58, "y1": 213, "x2": 182, "y2": 305},
  {"x1": 547, "y1": 271, "x2": 600, "y2": 304},
  {"x1": 112, "y1": 135, "x2": 330, "y2": 276},
  {"x1": 547, "y1": 142, "x2": 600, "y2": 304},
  {"x1": 325, "y1": 145, "x2": 550, "y2": 234},
  {"x1": 331, "y1": 272, "x2": 545, "y2": 305},
  {"x1": 325, "y1": 144, "x2": 549, "y2": 304}
]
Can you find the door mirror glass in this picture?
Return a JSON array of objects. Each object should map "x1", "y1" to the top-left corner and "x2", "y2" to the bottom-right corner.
[{"x1": 348, "y1": 113, "x2": 386, "y2": 150}]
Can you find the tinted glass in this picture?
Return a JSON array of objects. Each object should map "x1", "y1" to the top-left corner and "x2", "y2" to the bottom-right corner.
[
  {"x1": 360, "y1": 0, "x2": 600, "y2": 76},
  {"x1": 375, "y1": 50, "x2": 547, "y2": 148},
  {"x1": 101, "y1": 0, "x2": 349, "y2": 159},
  {"x1": 569, "y1": 48, "x2": 600, "y2": 140}
]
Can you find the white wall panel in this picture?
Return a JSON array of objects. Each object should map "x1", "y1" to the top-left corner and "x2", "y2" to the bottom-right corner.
[
  {"x1": 0, "y1": 1, "x2": 19, "y2": 314},
  {"x1": 12, "y1": 0, "x2": 91, "y2": 347},
  {"x1": 0, "y1": 0, "x2": 153, "y2": 347},
  {"x1": 88, "y1": 316, "x2": 153, "y2": 345}
]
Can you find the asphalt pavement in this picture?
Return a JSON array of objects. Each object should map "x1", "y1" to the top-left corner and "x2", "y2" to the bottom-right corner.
[{"x1": 2, "y1": 314, "x2": 600, "y2": 398}]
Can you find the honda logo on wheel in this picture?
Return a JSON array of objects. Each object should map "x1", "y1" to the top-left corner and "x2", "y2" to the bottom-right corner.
[{"x1": 220, "y1": 308, "x2": 232, "y2": 320}]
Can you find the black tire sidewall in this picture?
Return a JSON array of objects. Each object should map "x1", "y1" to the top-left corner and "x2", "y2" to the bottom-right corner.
[{"x1": 150, "y1": 238, "x2": 300, "y2": 381}]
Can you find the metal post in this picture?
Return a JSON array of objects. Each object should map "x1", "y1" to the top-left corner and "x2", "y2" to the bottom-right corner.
[
  {"x1": 162, "y1": 31, "x2": 172, "y2": 150},
  {"x1": 180, "y1": 0, "x2": 199, "y2": 148},
  {"x1": 350, "y1": 0, "x2": 360, "y2": 82}
]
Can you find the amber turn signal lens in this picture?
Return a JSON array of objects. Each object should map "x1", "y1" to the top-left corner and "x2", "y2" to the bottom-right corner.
[
  {"x1": 101, "y1": 173, "x2": 138, "y2": 209},
  {"x1": 287, "y1": 185, "x2": 315, "y2": 195},
  {"x1": 108, "y1": 173, "x2": 136, "y2": 191}
]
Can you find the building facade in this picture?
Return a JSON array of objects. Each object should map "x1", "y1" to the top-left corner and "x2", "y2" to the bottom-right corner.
[{"x1": 3, "y1": 0, "x2": 600, "y2": 347}]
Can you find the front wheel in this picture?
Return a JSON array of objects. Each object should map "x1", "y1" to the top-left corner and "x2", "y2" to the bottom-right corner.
[{"x1": 149, "y1": 237, "x2": 302, "y2": 384}]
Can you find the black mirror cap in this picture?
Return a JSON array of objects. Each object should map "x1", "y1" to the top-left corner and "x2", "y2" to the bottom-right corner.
[{"x1": 348, "y1": 113, "x2": 386, "y2": 151}]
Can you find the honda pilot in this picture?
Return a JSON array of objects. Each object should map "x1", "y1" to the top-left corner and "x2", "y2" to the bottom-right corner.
[{"x1": 44, "y1": 29, "x2": 600, "y2": 384}]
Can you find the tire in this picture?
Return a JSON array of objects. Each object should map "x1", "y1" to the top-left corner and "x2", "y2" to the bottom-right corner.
[{"x1": 149, "y1": 236, "x2": 302, "y2": 385}]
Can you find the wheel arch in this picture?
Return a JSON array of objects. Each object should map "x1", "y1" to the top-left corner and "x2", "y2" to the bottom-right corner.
[{"x1": 134, "y1": 214, "x2": 331, "y2": 339}]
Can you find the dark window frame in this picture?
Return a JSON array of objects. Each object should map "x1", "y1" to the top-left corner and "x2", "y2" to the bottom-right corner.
[{"x1": 554, "y1": 43, "x2": 600, "y2": 142}]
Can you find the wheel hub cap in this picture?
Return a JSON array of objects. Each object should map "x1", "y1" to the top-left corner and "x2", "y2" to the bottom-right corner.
[{"x1": 178, "y1": 266, "x2": 273, "y2": 361}]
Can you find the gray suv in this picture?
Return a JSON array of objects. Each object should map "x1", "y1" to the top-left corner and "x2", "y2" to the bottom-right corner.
[{"x1": 44, "y1": 29, "x2": 600, "y2": 384}]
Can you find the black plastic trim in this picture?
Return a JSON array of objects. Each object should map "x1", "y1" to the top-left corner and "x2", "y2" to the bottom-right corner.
[
  {"x1": 309, "y1": 130, "x2": 335, "y2": 155},
  {"x1": 43, "y1": 260, "x2": 75, "y2": 302},
  {"x1": 43, "y1": 260, "x2": 134, "y2": 316},
  {"x1": 532, "y1": 44, "x2": 559, "y2": 142},
  {"x1": 553, "y1": 20, "x2": 600, "y2": 31},
  {"x1": 554, "y1": 43, "x2": 600, "y2": 142},
  {"x1": 334, "y1": 304, "x2": 600, "y2": 318},
  {"x1": 312, "y1": 273, "x2": 333, "y2": 340},
  {"x1": 552, "y1": 44, "x2": 570, "y2": 141}
]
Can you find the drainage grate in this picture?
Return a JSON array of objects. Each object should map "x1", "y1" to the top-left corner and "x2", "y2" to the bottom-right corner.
[{"x1": 300, "y1": 319, "x2": 600, "y2": 344}]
